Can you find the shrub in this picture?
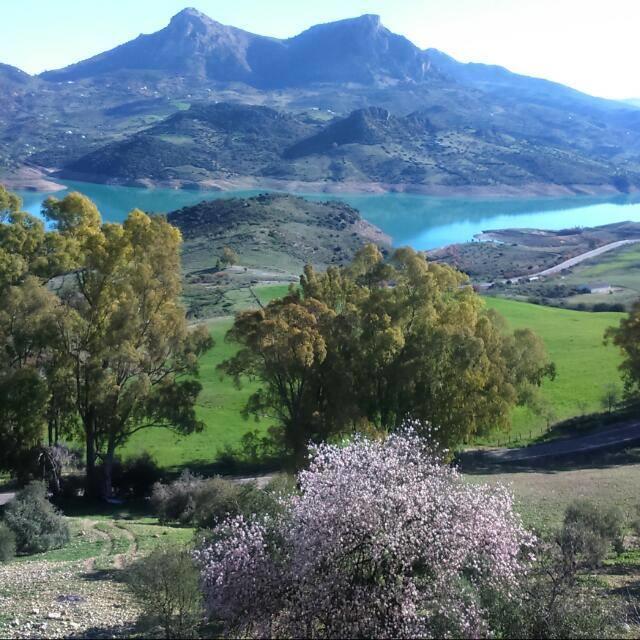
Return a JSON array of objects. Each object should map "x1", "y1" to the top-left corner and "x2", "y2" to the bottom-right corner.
[
  {"x1": 127, "y1": 545, "x2": 203, "y2": 639},
  {"x1": 152, "y1": 472, "x2": 283, "y2": 529},
  {"x1": 151, "y1": 471, "x2": 204, "y2": 525},
  {"x1": 487, "y1": 533, "x2": 623, "y2": 639},
  {"x1": 0, "y1": 522, "x2": 16, "y2": 562},
  {"x1": 3, "y1": 481, "x2": 70, "y2": 554},
  {"x1": 558, "y1": 499, "x2": 625, "y2": 568},
  {"x1": 195, "y1": 431, "x2": 534, "y2": 638}
]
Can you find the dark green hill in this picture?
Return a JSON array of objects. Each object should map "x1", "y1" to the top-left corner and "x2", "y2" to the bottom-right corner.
[
  {"x1": 60, "y1": 101, "x2": 640, "y2": 192},
  {"x1": 167, "y1": 192, "x2": 390, "y2": 317},
  {"x1": 3, "y1": 10, "x2": 640, "y2": 190}
]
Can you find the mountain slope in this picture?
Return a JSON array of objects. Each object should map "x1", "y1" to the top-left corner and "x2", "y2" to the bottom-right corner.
[
  {"x1": 3, "y1": 9, "x2": 640, "y2": 192},
  {"x1": 40, "y1": 10, "x2": 438, "y2": 88},
  {"x1": 61, "y1": 102, "x2": 640, "y2": 193}
]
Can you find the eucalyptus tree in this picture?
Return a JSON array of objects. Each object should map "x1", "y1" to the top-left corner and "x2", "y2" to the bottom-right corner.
[
  {"x1": 0, "y1": 186, "x2": 212, "y2": 495},
  {"x1": 43, "y1": 194, "x2": 213, "y2": 496},
  {"x1": 220, "y1": 245, "x2": 555, "y2": 464}
]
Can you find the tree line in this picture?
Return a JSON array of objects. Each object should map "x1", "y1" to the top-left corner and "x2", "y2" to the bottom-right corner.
[{"x1": 4, "y1": 183, "x2": 640, "y2": 495}]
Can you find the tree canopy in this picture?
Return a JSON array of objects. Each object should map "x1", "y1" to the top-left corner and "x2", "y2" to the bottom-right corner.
[
  {"x1": 605, "y1": 300, "x2": 640, "y2": 398},
  {"x1": 0, "y1": 186, "x2": 212, "y2": 495},
  {"x1": 219, "y1": 245, "x2": 555, "y2": 464}
]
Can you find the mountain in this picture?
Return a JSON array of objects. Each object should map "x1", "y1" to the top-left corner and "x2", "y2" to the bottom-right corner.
[
  {"x1": 40, "y1": 10, "x2": 438, "y2": 88},
  {"x1": 61, "y1": 102, "x2": 640, "y2": 193},
  {"x1": 3, "y1": 9, "x2": 640, "y2": 193},
  {"x1": 0, "y1": 64, "x2": 34, "y2": 87},
  {"x1": 61, "y1": 103, "x2": 318, "y2": 186},
  {"x1": 38, "y1": 8, "x2": 634, "y2": 117}
]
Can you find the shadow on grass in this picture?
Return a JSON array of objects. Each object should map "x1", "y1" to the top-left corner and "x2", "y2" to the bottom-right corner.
[
  {"x1": 56, "y1": 496, "x2": 153, "y2": 520},
  {"x1": 529, "y1": 404, "x2": 640, "y2": 446},
  {"x1": 80, "y1": 566, "x2": 130, "y2": 584},
  {"x1": 459, "y1": 445, "x2": 640, "y2": 476}
]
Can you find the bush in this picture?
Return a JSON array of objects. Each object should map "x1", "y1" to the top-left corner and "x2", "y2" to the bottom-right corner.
[
  {"x1": 151, "y1": 471, "x2": 203, "y2": 525},
  {"x1": 0, "y1": 522, "x2": 16, "y2": 562},
  {"x1": 127, "y1": 545, "x2": 203, "y2": 639},
  {"x1": 151, "y1": 472, "x2": 282, "y2": 529},
  {"x1": 559, "y1": 499, "x2": 625, "y2": 568},
  {"x1": 195, "y1": 431, "x2": 534, "y2": 638},
  {"x1": 3, "y1": 481, "x2": 70, "y2": 554}
]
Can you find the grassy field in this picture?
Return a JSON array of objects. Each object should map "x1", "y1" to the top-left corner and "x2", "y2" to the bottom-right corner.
[
  {"x1": 467, "y1": 447, "x2": 640, "y2": 532},
  {"x1": 121, "y1": 289, "x2": 626, "y2": 467},
  {"x1": 122, "y1": 284, "x2": 291, "y2": 469},
  {"x1": 479, "y1": 298, "x2": 624, "y2": 446}
]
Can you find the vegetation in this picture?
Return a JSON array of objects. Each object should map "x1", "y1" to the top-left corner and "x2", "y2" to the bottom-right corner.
[
  {"x1": 3, "y1": 481, "x2": 70, "y2": 554},
  {"x1": 170, "y1": 193, "x2": 389, "y2": 319},
  {"x1": 559, "y1": 499, "x2": 625, "y2": 568},
  {"x1": 196, "y1": 431, "x2": 534, "y2": 638},
  {"x1": 0, "y1": 186, "x2": 213, "y2": 496},
  {"x1": 0, "y1": 522, "x2": 16, "y2": 562},
  {"x1": 196, "y1": 431, "x2": 629, "y2": 639},
  {"x1": 481, "y1": 298, "x2": 624, "y2": 444},
  {"x1": 127, "y1": 545, "x2": 203, "y2": 639},
  {"x1": 606, "y1": 299, "x2": 640, "y2": 398},
  {"x1": 151, "y1": 472, "x2": 284, "y2": 529},
  {"x1": 219, "y1": 245, "x2": 554, "y2": 463}
]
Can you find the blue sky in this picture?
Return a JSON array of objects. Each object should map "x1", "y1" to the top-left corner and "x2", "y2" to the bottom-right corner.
[{"x1": 1, "y1": 0, "x2": 638, "y2": 99}]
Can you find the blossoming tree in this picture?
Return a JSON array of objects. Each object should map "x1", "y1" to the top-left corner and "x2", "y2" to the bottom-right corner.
[{"x1": 196, "y1": 429, "x2": 535, "y2": 638}]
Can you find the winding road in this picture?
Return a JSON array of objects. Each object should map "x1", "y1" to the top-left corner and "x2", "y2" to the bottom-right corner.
[
  {"x1": 465, "y1": 420, "x2": 640, "y2": 464},
  {"x1": 509, "y1": 238, "x2": 640, "y2": 283}
]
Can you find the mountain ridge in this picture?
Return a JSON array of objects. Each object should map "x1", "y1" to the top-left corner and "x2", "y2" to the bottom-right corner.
[{"x1": 2, "y1": 9, "x2": 640, "y2": 193}]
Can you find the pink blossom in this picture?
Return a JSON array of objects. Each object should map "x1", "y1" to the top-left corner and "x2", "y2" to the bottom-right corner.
[{"x1": 195, "y1": 427, "x2": 535, "y2": 638}]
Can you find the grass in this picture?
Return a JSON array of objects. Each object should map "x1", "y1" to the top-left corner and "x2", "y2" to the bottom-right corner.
[
  {"x1": 478, "y1": 298, "x2": 624, "y2": 446},
  {"x1": 468, "y1": 447, "x2": 640, "y2": 533},
  {"x1": 121, "y1": 284, "x2": 291, "y2": 469},
  {"x1": 121, "y1": 289, "x2": 626, "y2": 467}
]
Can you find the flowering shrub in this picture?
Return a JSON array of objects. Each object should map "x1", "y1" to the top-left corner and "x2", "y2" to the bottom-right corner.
[{"x1": 195, "y1": 430, "x2": 535, "y2": 638}]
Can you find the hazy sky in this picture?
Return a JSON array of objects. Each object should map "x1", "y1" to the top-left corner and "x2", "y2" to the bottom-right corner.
[{"x1": 1, "y1": 0, "x2": 637, "y2": 99}]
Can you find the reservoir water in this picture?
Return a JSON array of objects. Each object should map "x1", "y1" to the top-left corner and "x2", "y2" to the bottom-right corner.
[{"x1": 18, "y1": 180, "x2": 640, "y2": 250}]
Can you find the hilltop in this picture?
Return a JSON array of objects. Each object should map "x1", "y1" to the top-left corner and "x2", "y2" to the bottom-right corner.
[{"x1": 166, "y1": 192, "x2": 390, "y2": 317}]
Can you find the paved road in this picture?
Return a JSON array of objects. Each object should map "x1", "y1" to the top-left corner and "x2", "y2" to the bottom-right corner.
[
  {"x1": 468, "y1": 420, "x2": 640, "y2": 464},
  {"x1": 508, "y1": 238, "x2": 640, "y2": 283},
  {"x1": 0, "y1": 491, "x2": 15, "y2": 506}
]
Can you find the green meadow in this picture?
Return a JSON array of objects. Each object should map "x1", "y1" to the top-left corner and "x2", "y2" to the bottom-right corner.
[{"x1": 123, "y1": 291, "x2": 625, "y2": 467}]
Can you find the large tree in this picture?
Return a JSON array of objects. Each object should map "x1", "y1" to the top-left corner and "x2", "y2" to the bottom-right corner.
[
  {"x1": 605, "y1": 300, "x2": 640, "y2": 398},
  {"x1": 0, "y1": 187, "x2": 74, "y2": 474},
  {"x1": 42, "y1": 194, "x2": 213, "y2": 497},
  {"x1": 219, "y1": 245, "x2": 555, "y2": 464},
  {"x1": 0, "y1": 187, "x2": 212, "y2": 496}
]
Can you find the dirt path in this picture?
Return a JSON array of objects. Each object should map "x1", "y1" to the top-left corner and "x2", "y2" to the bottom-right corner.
[{"x1": 465, "y1": 420, "x2": 640, "y2": 464}]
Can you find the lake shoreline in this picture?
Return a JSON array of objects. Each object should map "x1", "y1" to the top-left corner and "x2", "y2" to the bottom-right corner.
[{"x1": 2, "y1": 164, "x2": 634, "y2": 200}]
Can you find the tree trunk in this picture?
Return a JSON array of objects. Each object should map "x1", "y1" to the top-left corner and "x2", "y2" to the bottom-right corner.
[
  {"x1": 85, "y1": 414, "x2": 98, "y2": 498},
  {"x1": 102, "y1": 436, "x2": 117, "y2": 500}
]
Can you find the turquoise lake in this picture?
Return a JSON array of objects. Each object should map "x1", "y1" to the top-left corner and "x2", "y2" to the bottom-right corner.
[{"x1": 18, "y1": 180, "x2": 640, "y2": 250}]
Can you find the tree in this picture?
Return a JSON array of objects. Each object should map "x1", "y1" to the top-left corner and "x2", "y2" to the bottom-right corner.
[
  {"x1": 0, "y1": 187, "x2": 81, "y2": 475},
  {"x1": 41, "y1": 194, "x2": 213, "y2": 497},
  {"x1": 219, "y1": 246, "x2": 239, "y2": 268},
  {"x1": 195, "y1": 430, "x2": 535, "y2": 638},
  {"x1": 605, "y1": 305, "x2": 640, "y2": 399},
  {"x1": 599, "y1": 382, "x2": 621, "y2": 414},
  {"x1": 0, "y1": 186, "x2": 212, "y2": 496},
  {"x1": 219, "y1": 245, "x2": 555, "y2": 464}
]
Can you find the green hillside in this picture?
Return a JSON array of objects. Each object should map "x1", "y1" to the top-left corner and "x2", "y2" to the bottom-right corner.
[{"x1": 122, "y1": 293, "x2": 625, "y2": 467}]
